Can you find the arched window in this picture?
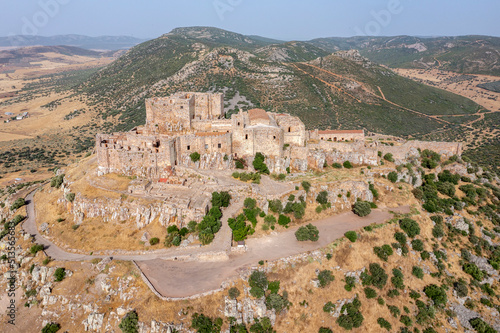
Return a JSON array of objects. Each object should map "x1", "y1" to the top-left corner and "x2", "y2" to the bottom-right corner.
[{"x1": 245, "y1": 134, "x2": 248, "y2": 140}]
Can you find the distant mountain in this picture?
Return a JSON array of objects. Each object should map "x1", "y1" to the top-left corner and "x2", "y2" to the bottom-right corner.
[
  {"x1": 78, "y1": 27, "x2": 481, "y2": 139},
  {"x1": 0, "y1": 34, "x2": 146, "y2": 50},
  {"x1": 308, "y1": 35, "x2": 500, "y2": 76}
]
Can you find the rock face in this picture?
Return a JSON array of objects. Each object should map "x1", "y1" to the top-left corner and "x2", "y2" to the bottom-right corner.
[
  {"x1": 224, "y1": 296, "x2": 276, "y2": 326},
  {"x1": 83, "y1": 313, "x2": 105, "y2": 331},
  {"x1": 71, "y1": 194, "x2": 208, "y2": 228}
]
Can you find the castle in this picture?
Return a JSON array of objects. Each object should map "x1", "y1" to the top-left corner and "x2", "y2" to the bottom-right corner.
[{"x1": 95, "y1": 92, "x2": 461, "y2": 180}]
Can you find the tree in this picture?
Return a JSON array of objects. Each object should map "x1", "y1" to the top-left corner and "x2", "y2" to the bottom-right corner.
[
  {"x1": 253, "y1": 152, "x2": 269, "y2": 174},
  {"x1": 119, "y1": 310, "x2": 139, "y2": 333},
  {"x1": 387, "y1": 171, "x2": 398, "y2": 183},
  {"x1": 424, "y1": 284, "x2": 447, "y2": 307},
  {"x1": 316, "y1": 191, "x2": 328, "y2": 205},
  {"x1": 42, "y1": 323, "x2": 61, "y2": 333},
  {"x1": 149, "y1": 237, "x2": 159, "y2": 245},
  {"x1": 343, "y1": 161, "x2": 353, "y2": 169},
  {"x1": 228, "y1": 287, "x2": 240, "y2": 299},
  {"x1": 244, "y1": 197, "x2": 257, "y2": 209},
  {"x1": 383, "y1": 153, "x2": 394, "y2": 162},
  {"x1": 295, "y1": 224, "x2": 319, "y2": 241},
  {"x1": 268, "y1": 199, "x2": 283, "y2": 213},
  {"x1": 30, "y1": 244, "x2": 44, "y2": 254},
  {"x1": 277, "y1": 214, "x2": 290, "y2": 227},
  {"x1": 319, "y1": 328, "x2": 333, "y2": 333},
  {"x1": 301, "y1": 181, "x2": 311, "y2": 192},
  {"x1": 54, "y1": 268, "x2": 66, "y2": 282},
  {"x1": 345, "y1": 231, "x2": 357, "y2": 242},
  {"x1": 249, "y1": 271, "x2": 268, "y2": 290},
  {"x1": 399, "y1": 218, "x2": 420, "y2": 238},
  {"x1": 190, "y1": 152, "x2": 201, "y2": 163},
  {"x1": 318, "y1": 270, "x2": 335, "y2": 288},
  {"x1": 353, "y1": 201, "x2": 372, "y2": 217},
  {"x1": 211, "y1": 191, "x2": 231, "y2": 208},
  {"x1": 10, "y1": 197, "x2": 26, "y2": 211},
  {"x1": 66, "y1": 193, "x2": 75, "y2": 202},
  {"x1": 191, "y1": 313, "x2": 222, "y2": 333}
]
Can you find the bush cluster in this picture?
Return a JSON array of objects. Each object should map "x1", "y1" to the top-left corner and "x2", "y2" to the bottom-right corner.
[{"x1": 295, "y1": 224, "x2": 319, "y2": 242}]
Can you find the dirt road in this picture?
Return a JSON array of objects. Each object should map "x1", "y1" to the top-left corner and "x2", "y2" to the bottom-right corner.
[{"x1": 23, "y1": 191, "x2": 408, "y2": 298}]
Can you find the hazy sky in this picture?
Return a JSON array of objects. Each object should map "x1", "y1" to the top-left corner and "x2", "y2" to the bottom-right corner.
[{"x1": 1, "y1": 0, "x2": 499, "y2": 40}]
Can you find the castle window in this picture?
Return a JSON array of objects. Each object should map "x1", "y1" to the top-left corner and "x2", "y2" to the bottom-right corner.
[
  {"x1": 180, "y1": 106, "x2": 184, "y2": 109},
  {"x1": 187, "y1": 145, "x2": 191, "y2": 151},
  {"x1": 273, "y1": 136, "x2": 276, "y2": 140},
  {"x1": 245, "y1": 134, "x2": 248, "y2": 140},
  {"x1": 288, "y1": 127, "x2": 291, "y2": 132},
  {"x1": 238, "y1": 122, "x2": 240, "y2": 126},
  {"x1": 205, "y1": 144, "x2": 208, "y2": 150},
  {"x1": 218, "y1": 143, "x2": 221, "y2": 148}
]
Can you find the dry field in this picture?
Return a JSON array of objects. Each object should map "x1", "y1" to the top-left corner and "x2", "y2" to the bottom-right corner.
[{"x1": 395, "y1": 68, "x2": 500, "y2": 114}]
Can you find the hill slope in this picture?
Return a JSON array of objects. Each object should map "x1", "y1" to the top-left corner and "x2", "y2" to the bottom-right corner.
[{"x1": 309, "y1": 35, "x2": 500, "y2": 76}]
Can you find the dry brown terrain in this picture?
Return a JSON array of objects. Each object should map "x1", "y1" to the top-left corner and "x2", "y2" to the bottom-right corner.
[{"x1": 395, "y1": 68, "x2": 500, "y2": 114}]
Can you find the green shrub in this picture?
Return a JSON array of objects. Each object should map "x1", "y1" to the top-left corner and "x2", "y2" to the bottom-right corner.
[
  {"x1": 377, "y1": 297, "x2": 385, "y2": 305},
  {"x1": 323, "y1": 301, "x2": 335, "y2": 313},
  {"x1": 364, "y1": 287, "x2": 377, "y2": 299},
  {"x1": 336, "y1": 297, "x2": 363, "y2": 330},
  {"x1": 50, "y1": 174, "x2": 64, "y2": 188},
  {"x1": 410, "y1": 290, "x2": 421, "y2": 300},
  {"x1": 244, "y1": 197, "x2": 257, "y2": 209},
  {"x1": 316, "y1": 191, "x2": 328, "y2": 205},
  {"x1": 412, "y1": 266, "x2": 424, "y2": 279},
  {"x1": 394, "y1": 232, "x2": 407, "y2": 246},
  {"x1": 344, "y1": 276, "x2": 356, "y2": 291},
  {"x1": 424, "y1": 284, "x2": 447, "y2": 307},
  {"x1": 10, "y1": 197, "x2": 26, "y2": 211},
  {"x1": 399, "y1": 218, "x2": 420, "y2": 238},
  {"x1": 42, "y1": 323, "x2": 61, "y2": 333},
  {"x1": 253, "y1": 152, "x2": 269, "y2": 174},
  {"x1": 30, "y1": 244, "x2": 44, "y2": 254},
  {"x1": 400, "y1": 315, "x2": 412, "y2": 327},
  {"x1": 191, "y1": 313, "x2": 222, "y2": 333},
  {"x1": 318, "y1": 328, "x2": 333, "y2": 333},
  {"x1": 66, "y1": 193, "x2": 75, "y2": 203},
  {"x1": 268, "y1": 199, "x2": 283, "y2": 214},
  {"x1": 411, "y1": 239, "x2": 424, "y2": 251},
  {"x1": 344, "y1": 231, "x2": 357, "y2": 242},
  {"x1": 388, "y1": 305, "x2": 400, "y2": 318},
  {"x1": 343, "y1": 161, "x2": 353, "y2": 169},
  {"x1": 54, "y1": 268, "x2": 66, "y2": 282},
  {"x1": 295, "y1": 224, "x2": 319, "y2": 242},
  {"x1": 318, "y1": 270, "x2": 335, "y2": 288},
  {"x1": 249, "y1": 271, "x2": 268, "y2": 290},
  {"x1": 277, "y1": 214, "x2": 290, "y2": 227},
  {"x1": 361, "y1": 263, "x2": 388, "y2": 289},
  {"x1": 383, "y1": 153, "x2": 394, "y2": 162},
  {"x1": 463, "y1": 263, "x2": 484, "y2": 281},
  {"x1": 469, "y1": 318, "x2": 496, "y2": 333},
  {"x1": 332, "y1": 163, "x2": 342, "y2": 169},
  {"x1": 211, "y1": 191, "x2": 231, "y2": 208},
  {"x1": 388, "y1": 171, "x2": 398, "y2": 183},
  {"x1": 454, "y1": 280, "x2": 469, "y2": 297},
  {"x1": 190, "y1": 152, "x2": 201, "y2": 163},
  {"x1": 432, "y1": 225, "x2": 444, "y2": 238},
  {"x1": 374, "y1": 244, "x2": 394, "y2": 261},
  {"x1": 301, "y1": 181, "x2": 311, "y2": 192},
  {"x1": 265, "y1": 292, "x2": 289, "y2": 312},
  {"x1": 391, "y1": 268, "x2": 404, "y2": 289},
  {"x1": 353, "y1": 201, "x2": 372, "y2": 217},
  {"x1": 377, "y1": 318, "x2": 392, "y2": 331},
  {"x1": 149, "y1": 237, "x2": 159, "y2": 246},
  {"x1": 250, "y1": 287, "x2": 265, "y2": 298},
  {"x1": 421, "y1": 251, "x2": 430, "y2": 260}
]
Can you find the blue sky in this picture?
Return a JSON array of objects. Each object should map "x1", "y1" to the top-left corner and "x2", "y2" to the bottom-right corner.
[{"x1": 1, "y1": 0, "x2": 499, "y2": 40}]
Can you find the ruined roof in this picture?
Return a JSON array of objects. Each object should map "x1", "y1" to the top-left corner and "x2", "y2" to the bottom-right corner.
[
  {"x1": 248, "y1": 108, "x2": 270, "y2": 122},
  {"x1": 195, "y1": 132, "x2": 227, "y2": 137},
  {"x1": 318, "y1": 130, "x2": 364, "y2": 134}
]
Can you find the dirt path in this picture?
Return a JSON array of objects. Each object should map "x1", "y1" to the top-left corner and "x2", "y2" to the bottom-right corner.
[
  {"x1": 24, "y1": 190, "x2": 408, "y2": 298},
  {"x1": 292, "y1": 62, "x2": 454, "y2": 126},
  {"x1": 137, "y1": 206, "x2": 409, "y2": 298}
]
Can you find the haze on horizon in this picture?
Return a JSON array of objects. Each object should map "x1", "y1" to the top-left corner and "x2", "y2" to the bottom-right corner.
[{"x1": 1, "y1": 0, "x2": 499, "y2": 41}]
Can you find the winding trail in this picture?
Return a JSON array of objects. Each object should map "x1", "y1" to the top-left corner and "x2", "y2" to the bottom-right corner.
[{"x1": 23, "y1": 191, "x2": 409, "y2": 298}]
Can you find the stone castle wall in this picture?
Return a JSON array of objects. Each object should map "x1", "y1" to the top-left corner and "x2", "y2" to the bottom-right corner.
[{"x1": 309, "y1": 129, "x2": 365, "y2": 142}]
